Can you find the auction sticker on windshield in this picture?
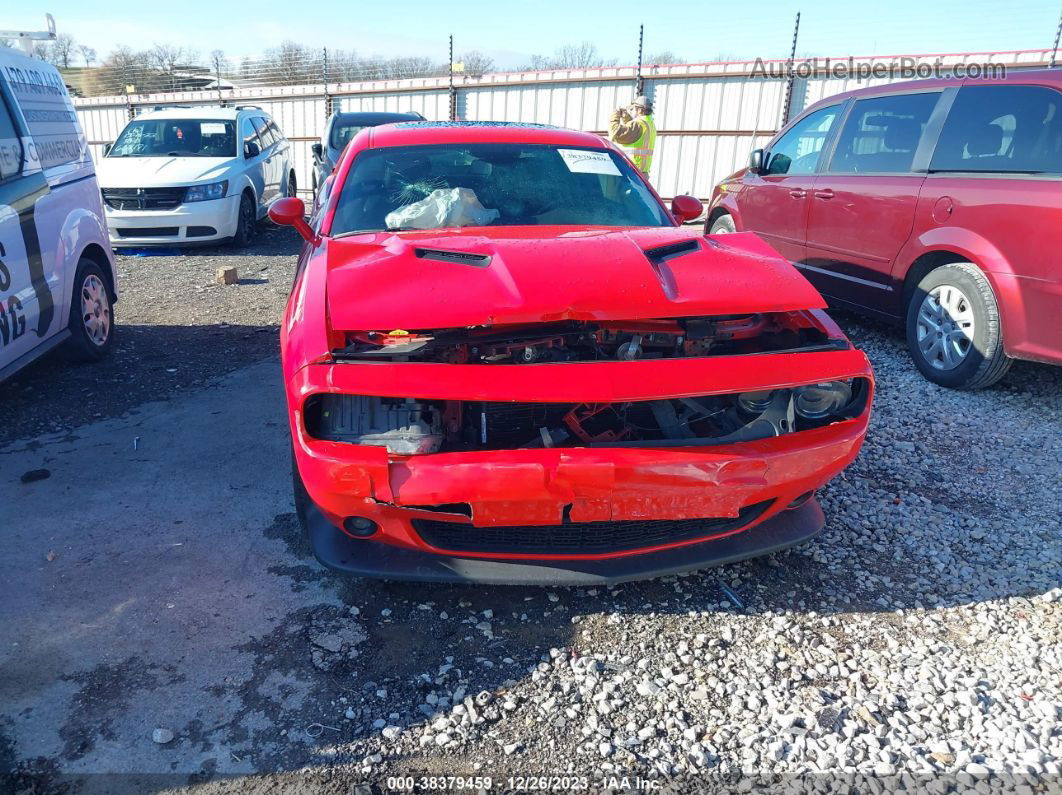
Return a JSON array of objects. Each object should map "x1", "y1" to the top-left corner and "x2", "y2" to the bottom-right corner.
[{"x1": 557, "y1": 148, "x2": 621, "y2": 176}]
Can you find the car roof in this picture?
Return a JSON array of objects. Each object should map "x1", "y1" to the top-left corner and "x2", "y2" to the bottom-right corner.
[
  {"x1": 802, "y1": 68, "x2": 1062, "y2": 112},
  {"x1": 135, "y1": 106, "x2": 265, "y2": 121},
  {"x1": 366, "y1": 120, "x2": 608, "y2": 149},
  {"x1": 331, "y1": 111, "x2": 424, "y2": 125}
]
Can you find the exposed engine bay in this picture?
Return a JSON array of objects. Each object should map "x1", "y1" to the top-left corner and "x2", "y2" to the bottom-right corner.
[
  {"x1": 332, "y1": 313, "x2": 846, "y2": 365},
  {"x1": 304, "y1": 379, "x2": 870, "y2": 455}
]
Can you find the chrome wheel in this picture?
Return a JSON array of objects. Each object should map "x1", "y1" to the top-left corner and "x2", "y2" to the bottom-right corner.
[
  {"x1": 916, "y1": 284, "x2": 975, "y2": 371},
  {"x1": 81, "y1": 274, "x2": 111, "y2": 347}
]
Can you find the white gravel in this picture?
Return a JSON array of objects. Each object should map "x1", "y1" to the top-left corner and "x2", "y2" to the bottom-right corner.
[{"x1": 305, "y1": 313, "x2": 1061, "y2": 789}]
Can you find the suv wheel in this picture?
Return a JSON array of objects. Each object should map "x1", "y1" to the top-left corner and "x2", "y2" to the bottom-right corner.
[
  {"x1": 905, "y1": 262, "x2": 1011, "y2": 389},
  {"x1": 708, "y1": 214, "x2": 736, "y2": 234},
  {"x1": 64, "y1": 259, "x2": 114, "y2": 362},
  {"x1": 232, "y1": 192, "x2": 256, "y2": 247}
]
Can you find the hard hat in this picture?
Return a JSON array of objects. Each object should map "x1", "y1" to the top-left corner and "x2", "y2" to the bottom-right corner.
[{"x1": 633, "y1": 95, "x2": 650, "y2": 107}]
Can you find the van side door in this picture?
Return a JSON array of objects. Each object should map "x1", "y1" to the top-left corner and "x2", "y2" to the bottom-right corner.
[
  {"x1": 0, "y1": 79, "x2": 53, "y2": 373},
  {"x1": 252, "y1": 116, "x2": 280, "y2": 202},
  {"x1": 734, "y1": 104, "x2": 842, "y2": 264},
  {"x1": 916, "y1": 83, "x2": 1062, "y2": 361},
  {"x1": 803, "y1": 91, "x2": 941, "y2": 315},
  {"x1": 240, "y1": 115, "x2": 267, "y2": 212}
]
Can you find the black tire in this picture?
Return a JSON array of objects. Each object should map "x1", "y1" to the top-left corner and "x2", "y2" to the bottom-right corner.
[
  {"x1": 708, "y1": 214, "x2": 736, "y2": 235},
  {"x1": 905, "y1": 262, "x2": 1012, "y2": 390},
  {"x1": 287, "y1": 172, "x2": 297, "y2": 199},
  {"x1": 291, "y1": 448, "x2": 310, "y2": 532},
  {"x1": 232, "y1": 191, "x2": 256, "y2": 247},
  {"x1": 63, "y1": 259, "x2": 115, "y2": 362}
]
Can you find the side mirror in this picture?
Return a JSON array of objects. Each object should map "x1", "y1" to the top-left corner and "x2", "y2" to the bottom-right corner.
[
  {"x1": 748, "y1": 148, "x2": 765, "y2": 174},
  {"x1": 102, "y1": 142, "x2": 113, "y2": 156},
  {"x1": 268, "y1": 196, "x2": 317, "y2": 244},
  {"x1": 670, "y1": 195, "x2": 703, "y2": 224},
  {"x1": 311, "y1": 142, "x2": 323, "y2": 159},
  {"x1": 244, "y1": 141, "x2": 260, "y2": 159}
]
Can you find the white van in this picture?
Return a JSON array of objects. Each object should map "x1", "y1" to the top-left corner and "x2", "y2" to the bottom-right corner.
[
  {"x1": 97, "y1": 106, "x2": 295, "y2": 247},
  {"x1": 0, "y1": 45, "x2": 117, "y2": 382}
]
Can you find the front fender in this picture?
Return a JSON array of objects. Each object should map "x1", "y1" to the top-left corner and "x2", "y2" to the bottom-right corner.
[{"x1": 59, "y1": 207, "x2": 115, "y2": 318}]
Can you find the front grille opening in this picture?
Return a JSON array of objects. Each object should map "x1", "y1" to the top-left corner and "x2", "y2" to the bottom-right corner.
[
  {"x1": 412, "y1": 499, "x2": 774, "y2": 555},
  {"x1": 102, "y1": 187, "x2": 187, "y2": 210},
  {"x1": 303, "y1": 378, "x2": 870, "y2": 454},
  {"x1": 187, "y1": 226, "x2": 218, "y2": 237}
]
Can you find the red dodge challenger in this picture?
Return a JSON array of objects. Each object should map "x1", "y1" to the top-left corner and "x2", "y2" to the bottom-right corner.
[{"x1": 269, "y1": 121, "x2": 874, "y2": 585}]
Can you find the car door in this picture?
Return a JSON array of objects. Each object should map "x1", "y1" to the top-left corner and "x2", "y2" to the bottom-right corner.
[
  {"x1": 252, "y1": 116, "x2": 280, "y2": 202},
  {"x1": 240, "y1": 115, "x2": 268, "y2": 212},
  {"x1": 735, "y1": 104, "x2": 843, "y2": 264},
  {"x1": 803, "y1": 91, "x2": 942, "y2": 311},
  {"x1": 267, "y1": 119, "x2": 291, "y2": 195},
  {"x1": 0, "y1": 82, "x2": 54, "y2": 374}
]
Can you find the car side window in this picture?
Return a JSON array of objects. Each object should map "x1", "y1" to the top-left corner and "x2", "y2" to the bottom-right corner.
[
  {"x1": 267, "y1": 119, "x2": 284, "y2": 145},
  {"x1": 0, "y1": 90, "x2": 22, "y2": 182},
  {"x1": 252, "y1": 117, "x2": 275, "y2": 148},
  {"x1": 930, "y1": 85, "x2": 1062, "y2": 174},
  {"x1": 240, "y1": 116, "x2": 259, "y2": 155},
  {"x1": 829, "y1": 92, "x2": 940, "y2": 174},
  {"x1": 765, "y1": 106, "x2": 840, "y2": 176}
]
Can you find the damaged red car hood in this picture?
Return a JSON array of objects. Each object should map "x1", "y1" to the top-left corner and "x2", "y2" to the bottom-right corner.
[{"x1": 325, "y1": 227, "x2": 826, "y2": 331}]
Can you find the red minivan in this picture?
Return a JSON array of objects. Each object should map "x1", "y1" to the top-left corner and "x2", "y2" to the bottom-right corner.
[{"x1": 705, "y1": 70, "x2": 1062, "y2": 389}]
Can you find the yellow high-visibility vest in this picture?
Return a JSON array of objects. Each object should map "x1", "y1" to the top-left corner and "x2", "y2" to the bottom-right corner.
[{"x1": 627, "y1": 114, "x2": 656, "y2": 174}]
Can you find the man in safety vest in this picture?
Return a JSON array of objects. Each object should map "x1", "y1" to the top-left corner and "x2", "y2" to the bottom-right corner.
[{"x1": 608, "y1": 95, "x2": 656, "y2": 175}]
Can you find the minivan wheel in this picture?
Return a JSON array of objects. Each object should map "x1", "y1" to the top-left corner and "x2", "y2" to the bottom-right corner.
[
  {"x1": 64, "y1": 259, "x2": 114, "y2": 362},
  {"x1": 708, "y1": 214, "x2": 736, "y2": 235},
  {"x1": 905, "y1": 262, "x2": 1011, "y2": 390},
  {"x1": 232, "y1": 192, "x2": 256, "y2": 247}
]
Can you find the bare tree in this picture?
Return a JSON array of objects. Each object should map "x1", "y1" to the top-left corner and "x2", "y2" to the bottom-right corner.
[
  {"x1": 521, "y1": 42, "x2": 617, "y2": 70},
  {"x1": 51, "y1": 33, "x2": 77, "y2": 68},
  {"x1": 78, "y1": 44, "x2": 97, "y2": 67},
  {"x1": 151, "y1": 44, "x2": 199, "y2": 90},
  {"x1": 645, "y1": 51, "x2": 684, "y2": 65},
  {"x1": 31, "y1": 42, "x2": 53, "y2": 62},
  {"x1": 457, "y1": 50, "x2": 495, "y2": 77}
]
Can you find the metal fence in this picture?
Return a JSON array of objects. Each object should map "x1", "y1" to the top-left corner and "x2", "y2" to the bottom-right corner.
[{"x1": 72, "y1": 48, "x2": 1053, "y2": 201}]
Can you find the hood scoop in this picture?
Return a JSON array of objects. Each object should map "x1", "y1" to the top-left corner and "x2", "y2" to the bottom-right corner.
[
  {"x1": 643, "y1": 238, "x2": 701, "y2": 264},
  {"x1": 414, "y1": 247, "x2": 492, "y2": 268}
]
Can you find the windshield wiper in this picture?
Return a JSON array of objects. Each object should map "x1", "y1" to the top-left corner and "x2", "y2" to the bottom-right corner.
[{"x1": 333, "y1": 229, "x2": 385, "y2": 239}]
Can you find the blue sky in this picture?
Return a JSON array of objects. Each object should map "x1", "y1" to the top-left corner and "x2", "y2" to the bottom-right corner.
[{"x1": 9, "y1": 0, "x2": 1061, "y2": 66}]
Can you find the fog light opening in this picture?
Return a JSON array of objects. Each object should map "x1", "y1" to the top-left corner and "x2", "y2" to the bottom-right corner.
[
  {"x1": 343, "y1": 517, "x2": 379, "y2": 537},
  {"x1": 787, "y1": 491, "x2": 814, "y2": 510}
]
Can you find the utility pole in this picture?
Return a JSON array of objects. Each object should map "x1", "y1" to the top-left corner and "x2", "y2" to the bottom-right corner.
[
  {"x1": 323, "y1": 47, "x2": 332, "y2": 122},
  {"x1": 781, "y1": 11, "x2": 801, "y2": 125},
  {"x1": 1051, "y1": 9, "x2": 1062, "y2": 68},
  {"x1": 449, "y1": 35, "x2": 457, "y2": 121},
  {"x1": 636, "y1": 24, "x2": 645, "y2": 96}
]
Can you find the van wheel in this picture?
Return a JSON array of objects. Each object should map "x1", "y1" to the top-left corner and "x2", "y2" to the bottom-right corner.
[
  {"x1": 708, "y1": 214, "x2": 736, "y2": 234},
  {"x1": 64, "y1": 259, "x2": 114, "y2": 362},
  {"x1": 905, "y1": 262, "x2": 1011, "y2": 389},
  {"x1": 232, "y1": 192, "x2": 256, "y2": 247}
]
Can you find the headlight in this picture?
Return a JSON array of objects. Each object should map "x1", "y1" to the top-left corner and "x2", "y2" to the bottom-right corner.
[
  {"x1": 184, "y1": 181, "x2": 228, "y2": 202},
  {"x1": 793, "y1": 381, "x2": 853, "y2": 419}
]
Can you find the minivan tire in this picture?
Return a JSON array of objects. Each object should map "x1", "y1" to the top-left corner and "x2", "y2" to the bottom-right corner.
[
  {"x1": 708, "y1": 214, "x2": 736, "y2": 235},
  {"x1": 64, "y1": 259, "x2": 114, "y2": 362},
  {"x1": 232, "y1": 192, "x2": 256, "y2": 247},
  {"x1": 905, "y1": 262, "x2": 1012, "y2": 390}
]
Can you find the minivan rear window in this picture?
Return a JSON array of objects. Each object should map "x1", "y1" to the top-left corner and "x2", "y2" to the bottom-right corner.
[
  {"x1": 930, "y1": 85, "x2": 1062, "y2": 174},
  {"x1": 829, "y1": 92, "x2": 940, "y2": 174}
]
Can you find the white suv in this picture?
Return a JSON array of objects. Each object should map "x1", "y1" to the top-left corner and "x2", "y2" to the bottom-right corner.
[
  {"x1": 0, "y1": 44, "x2": 118, "y2": 381},
  {"x1": 97, "y1": 106, "x2": 295, "y2": 247}
]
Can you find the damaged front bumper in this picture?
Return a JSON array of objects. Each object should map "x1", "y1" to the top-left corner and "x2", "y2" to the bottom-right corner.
[{"x1": 288, "y1": 344, "x2": 873, "y2": 583}]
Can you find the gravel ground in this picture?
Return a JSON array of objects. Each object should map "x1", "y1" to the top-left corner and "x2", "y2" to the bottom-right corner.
[{"x1": 1, "y1": 236, "x2": 1059, "y2": 793}]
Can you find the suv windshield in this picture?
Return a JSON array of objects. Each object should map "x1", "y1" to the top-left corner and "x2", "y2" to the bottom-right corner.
[
  {"x1": 331, "y1": 143, "x2": 671, "y2": 235},
  {"x1": 330, "y1": 123, "x2": 365, "y2": 151},
  {"x1": 109, "y1": 119, "x2": 237, "y2": 158}
]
